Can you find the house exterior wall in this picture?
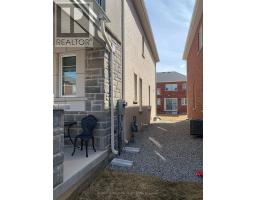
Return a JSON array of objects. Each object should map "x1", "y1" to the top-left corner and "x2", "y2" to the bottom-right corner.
[
  {"x1": 123, "y1": 0, "x2": 156, "y2": 138},
  {"x1": 53, "y1": 0, "x2": 123, "y2": 150},
  {"x1": 187, "y1": 16, "x2": 203, "y2": 120},
  {"x1": 53, "y1": 0, "x2": 157, "y2": 148},
  {"x1": 156, "y1": 81, "x2": 187, "y2": 115},
  {"x1": 105, "y1": 0, "x2": 122, "y2": 42}
]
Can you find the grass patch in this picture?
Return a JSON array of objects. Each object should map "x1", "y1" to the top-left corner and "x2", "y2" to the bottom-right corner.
[{"x1": 77, "y1": 170, "x2": 202, "y2": 200}]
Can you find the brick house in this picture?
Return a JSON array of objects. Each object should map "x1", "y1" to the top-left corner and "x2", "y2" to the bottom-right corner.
[
  {"x1": 53, "y1": 0, "x2": 159, "y2": 198},
  {"x1": 183, "y1": 0, "x2": 203, "y2": 134},
  {"x1": 156, "y1": 72, "x2": 187, "y2": 115}
]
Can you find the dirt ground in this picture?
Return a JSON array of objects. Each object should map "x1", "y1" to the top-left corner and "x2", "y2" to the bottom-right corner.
[
  {"x1": 158, "y1": 115, "x2": 188, "y2": 122},
  {"x1": 77, "y1": 170, "x2": 203, "y2": 200}
]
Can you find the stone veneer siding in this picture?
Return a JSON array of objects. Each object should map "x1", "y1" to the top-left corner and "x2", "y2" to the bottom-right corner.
[
  {"x1": 53, "y1": 108, "x2": 64, "y2": 188},
  {"x1": 64, "y1": 33, "x2": 122, "y2": 151}
]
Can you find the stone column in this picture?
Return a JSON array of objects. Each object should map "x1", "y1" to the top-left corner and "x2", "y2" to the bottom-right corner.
[{"x1": 53, "y1": 105, "x2": 67, "y2": 188}]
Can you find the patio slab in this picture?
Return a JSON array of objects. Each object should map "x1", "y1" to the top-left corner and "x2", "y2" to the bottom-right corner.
[{"x1": 54, "y1": 146, "x2": 108, "y2": 200}]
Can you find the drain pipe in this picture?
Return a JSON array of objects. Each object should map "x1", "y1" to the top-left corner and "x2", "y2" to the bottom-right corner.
[
  {"x1": 100, "y1": 19, "x2": 118, "y2": 155},
  {"x1": 121, "y1": 0, "x2": 129, "y2": 144}
]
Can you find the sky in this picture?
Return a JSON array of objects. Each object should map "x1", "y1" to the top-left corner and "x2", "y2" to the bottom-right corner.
[{"x1": 145, "y1": 0, "x2": 195, "y2": 75}]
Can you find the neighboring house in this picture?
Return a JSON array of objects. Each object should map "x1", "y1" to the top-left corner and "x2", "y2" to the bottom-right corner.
[
  {"x1": 183, "y1": 0, "x2": 203, "y2": 134},
  {"x1": 53, "y1": 0, "x2": 159, "y2": 198},
  {"x1": 156, "y1": 72, "x2": 187, "y2": 115}
]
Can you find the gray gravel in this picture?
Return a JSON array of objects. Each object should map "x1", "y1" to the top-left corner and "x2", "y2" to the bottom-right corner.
[{"x1": 108, "y1": 120, "x2": 203, "y2": 182}]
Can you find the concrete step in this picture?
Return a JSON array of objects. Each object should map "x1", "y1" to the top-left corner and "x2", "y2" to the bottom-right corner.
[
  {"x1": 123, "y1": 147, "x2": 140, "y2": 153},
  {"x1": 110, "y1": 158, "x2": 133, "y2": 167}
]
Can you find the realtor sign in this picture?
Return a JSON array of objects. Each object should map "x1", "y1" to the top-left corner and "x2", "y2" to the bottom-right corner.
[{"x1": 54, "y1": 0, "x2": 94, "y2": 48}]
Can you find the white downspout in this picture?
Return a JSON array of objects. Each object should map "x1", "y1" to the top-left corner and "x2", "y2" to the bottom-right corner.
[
  {"x1": 100, "y1": 19, "x2": 118, "y2": 155},
  {"x1": 121, "y1": 0, "x2": 129, "y2": 144}
]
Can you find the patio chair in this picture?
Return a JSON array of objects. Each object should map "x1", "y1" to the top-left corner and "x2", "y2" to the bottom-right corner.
[{"x1": 71, "y1": 115, "x2": 98, "y2": 157}]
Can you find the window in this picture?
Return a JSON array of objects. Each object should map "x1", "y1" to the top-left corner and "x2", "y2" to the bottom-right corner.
[
  {"x1": 142, "y1": 36, "x2": 145, "y2": 58},
  {"x1": 134, "y1": 73, "x2": 137, "y2": 102},
  {"x1": 198, "y1": 24, "x2": 203, "y2": 51},
  {"x1": 148, "y1": 86, "x2": 151, "y2": 106},
  {"x1": 96, "y1": 0, "x2": 105, "y2": 10},
  {"x1": 164, "y1": 98, "x2": 178, "y2": 111},
  {"x1": 139, "y1": 78, "x2": 142, "y2": 110},
  {"x1": 157, "y1": 88, "x2": 161, "y2": 95},
  {"x1": 181, "y1": 98, "x2": 187, "y2": 106},
  {"x1": 61, "y1": 55, "x2": 76, "y2": 96},
  {"x1": 165, "y1": 84, "x2": 177, "y2": 91},
  {"x1": 182, "y1": 83, "x2": 187, "y2": 90},
  {"x1": 157, "y1": 98, "x2": 161, "y2": 106},
  {"x1": 193, "y1": 81, "x2": 196, "y2": 109}
]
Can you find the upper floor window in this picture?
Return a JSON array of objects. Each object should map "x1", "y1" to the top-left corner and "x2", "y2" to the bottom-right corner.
[
  {"x1": 134, "y1": 73, "x2": 138, "y2": 103},
  {"x1": 182, "y1": 83, "x2": 187, "y2": 90},
  {"x1": 148, "y1": 85, "x2": 151, "y2": 106},
  {"x1": 198, "y1": 24, "x2": 203, "y2": 51},
  {"x1": 193, "y1": 80, "x2": 196, "y2": 109},
  {"x1": 61, "y1": 55, "x2": 76, "y2": 96},
  {"x1": 165, "y1": 84, "x2": 177, "y2": 91},
  {"x1": 142, "y1": 36, "x2": 145, "y2": 58},
  {"x1": 157, "y1": 88, "x2": 161, "y2": 95},
  {"x1": 96, "y1": 0, "x2": 105, "y2": 10},
  {"x1": 139, "y1": 78, "x2": 143, "y2": 110}
]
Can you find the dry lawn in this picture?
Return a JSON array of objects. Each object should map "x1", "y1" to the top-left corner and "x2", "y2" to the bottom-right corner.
[
  {"x1": 77, "y1": 170, "x2": 203, "y2": 200},
  {"x1": 158, "y1": 115, "x2": 188, "y2": 122}
]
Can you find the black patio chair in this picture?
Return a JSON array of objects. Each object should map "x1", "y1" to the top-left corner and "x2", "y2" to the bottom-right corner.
[{"x1": 72, "y1": 115, "x2": 98, "y2": 157}]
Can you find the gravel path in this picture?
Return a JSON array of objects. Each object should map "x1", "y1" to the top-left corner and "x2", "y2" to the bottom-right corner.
[{"x1": 108, "y1": 120, "x2": 203, "y2": 182}]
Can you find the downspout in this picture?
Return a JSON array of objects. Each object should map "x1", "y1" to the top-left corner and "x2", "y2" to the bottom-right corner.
[
  {"x1": 121, "y1": 0, "x2": 129, "y2": 144},
  {"x1": 100, "y1": 19, "x2": 118, "y2": 155}
]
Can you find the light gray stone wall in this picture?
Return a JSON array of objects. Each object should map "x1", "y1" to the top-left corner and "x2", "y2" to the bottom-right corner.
[{"x1": 53, "y1": 109, "x2": 64, "y2": 188}]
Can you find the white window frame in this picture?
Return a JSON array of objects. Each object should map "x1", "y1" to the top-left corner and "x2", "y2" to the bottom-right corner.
[
  {"x1": 142, "y1": 35, "x2": 145, "y2": 58},
  {"x1": 165, "y1": 84, "x2": 177, "y2": 91},
  {"x1": 164, "y1": 98, "x2": 178, "y2": 111},
  {"x1": 157, "y1": 98, "x2": 161, "y2": 106},
  {"x1": 139, "y1": 78, "x2": 142, "y2": 111},
  {"x1": 134, "y1": 73, "x2": 138, "y2": 102},
  {"x1": 148, "y1": 85, "x2": 151, "y2": 106},
  {"x1": 182, "y1": 83, "x2": 187, "y2": 90},
  {"x1": 59, "y1": 54, "x2": 77, "y2": 97},
  {"x1": 193, "y1": 80, "x2": 196, "y2": 110},
  {"x1": 157, "y1": 88, "x2": 161, "y2": 95},
  {"x1": 181, "y1": 98, "x2": 187, "y2": 106}
]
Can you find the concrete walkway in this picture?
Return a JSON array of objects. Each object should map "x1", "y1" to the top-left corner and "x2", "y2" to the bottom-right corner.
[{"x1": 108, "y1": 120, "x2": 203, "y2": 182}]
